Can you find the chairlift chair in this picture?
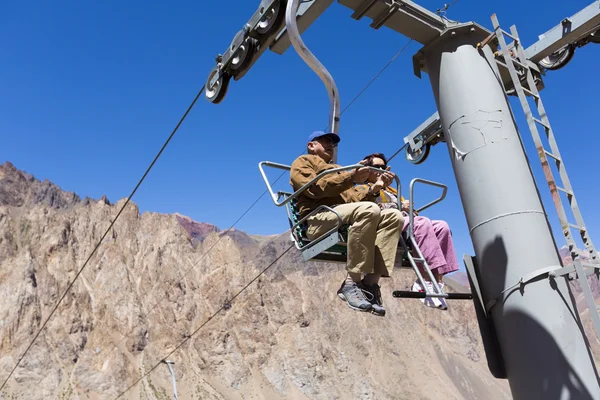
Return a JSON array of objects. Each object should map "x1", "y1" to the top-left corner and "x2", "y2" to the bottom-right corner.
[
  {"x1": 258, "y1": 161, "x2": 473, "y2": 304},
  {"x1": 259, "y1": 161, "x2": 407, "y2": 266},
  {"x1": 257, "y1": 0, "x2": 471, "y2": 306}
]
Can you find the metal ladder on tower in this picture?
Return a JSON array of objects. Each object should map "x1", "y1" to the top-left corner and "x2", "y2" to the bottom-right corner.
[{"x1": 484, "y1": 13, "x2": 600, "y2": 340}]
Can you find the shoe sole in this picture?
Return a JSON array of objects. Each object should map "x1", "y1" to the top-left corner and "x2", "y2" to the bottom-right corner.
[
  {"x1": 439, "y1": 299, "x2": 448, "y2": 310},
  {"x1": 338, "y1": 293, "x2": 372, "y2": 312},
  {"x1": 370, "y1": 308, "x2": 386, "y2": 317},
  {"x1": 424, "y1": 298, "x2": 448, "y2": 310}
]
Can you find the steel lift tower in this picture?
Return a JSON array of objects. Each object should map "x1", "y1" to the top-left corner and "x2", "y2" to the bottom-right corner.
[{"x1": 204, "y1": 1, "x2": 600, "y2": 398}]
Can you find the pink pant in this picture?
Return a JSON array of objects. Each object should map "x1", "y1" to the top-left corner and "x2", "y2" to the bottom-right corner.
[{"x1": 402, "y1": 214, "x2": 459, "y2": 276}]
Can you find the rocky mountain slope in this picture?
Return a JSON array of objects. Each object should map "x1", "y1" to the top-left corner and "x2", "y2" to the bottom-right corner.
[{"x1": 0, "y1": 161, "x2": 595, "y2": 399}]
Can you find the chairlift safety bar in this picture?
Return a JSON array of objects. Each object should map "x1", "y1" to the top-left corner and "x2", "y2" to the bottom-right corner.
[
  {"x1": 406, "y1": 178, "x2": 449, "y2": 298},
  {"x1": 258, "y1": 161, "x2": 401, "y2": 207}
]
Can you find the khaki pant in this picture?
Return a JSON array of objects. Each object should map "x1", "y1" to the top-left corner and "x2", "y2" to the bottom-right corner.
[{"x1": 306, "y1": 202, "x2": 403, "y2": 277}]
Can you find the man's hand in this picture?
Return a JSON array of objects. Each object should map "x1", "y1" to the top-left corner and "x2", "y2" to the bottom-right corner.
[
  {"x1": 371, "y1": 180, "x2": 383, "y2": 194},
  {"x1": 402, "y1": 199, "x2": 410, "y2": 211},
  {"x1": 352, "y1": 160, "x2": 371, "y2": 183},
  {"x1": 371, "y1": 168, "x2": 394, "y2": 194},
  {"x1": 379, "y1": 167, "x2": 396, "y2": 188}
]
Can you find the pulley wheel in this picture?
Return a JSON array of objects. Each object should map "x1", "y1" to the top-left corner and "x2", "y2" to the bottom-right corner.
[
  {"x1": 405, "y1": 143, "x2": 431, "y2": 165},
  {"x1": 539, "y1": 44, "x2": 575, "y2": 70},
  {"x1": 230, "y1": 38, "x2": 258, "y2": 73},
  {"x1": 255, "y1": 1, "x2": 284, "y2": 36},
  {"x1": 205, "y1": 67, "x2": 231, "y2": 104}
]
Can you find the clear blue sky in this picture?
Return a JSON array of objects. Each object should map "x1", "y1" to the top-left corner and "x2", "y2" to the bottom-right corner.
[{"x1": 2, "y1": 0, "x2": 598, "y2": 269}]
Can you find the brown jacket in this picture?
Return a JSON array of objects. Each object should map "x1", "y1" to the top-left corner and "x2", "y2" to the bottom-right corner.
[{"x1": 289, "y1": 154, "x2": 378, "y2": 218}]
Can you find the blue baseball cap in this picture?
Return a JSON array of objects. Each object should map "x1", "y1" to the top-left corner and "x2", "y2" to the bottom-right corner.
[{"x1": 307, "y1": 130, "x2": 340, "y2": 144}]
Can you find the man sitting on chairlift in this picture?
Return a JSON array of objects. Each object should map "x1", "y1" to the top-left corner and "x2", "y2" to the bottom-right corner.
[{"x1": 290, "y1": 131, "x2": 404, "y2": 316}]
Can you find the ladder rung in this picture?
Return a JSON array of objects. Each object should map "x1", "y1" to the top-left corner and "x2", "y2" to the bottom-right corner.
[
  {"x1": 499, "y1": 28, "x2": 519, "y2": 43},
  {"x1": 544, "y1": 150, "x2": 561, "y2": 162},
  {"x1": 508, "y1": 56, "x2": 527, "y2": 70},
  {"x1": 568, "y1": 223, "x2": 586, "y2": 231},
  {"x1": 411, "y1": 258, "x2": 424, "y2": 262},
  {"x1": 495, "y1": 59, "x2": 509, "y2": 70},
  {"x1": 556, "y1": 186, "x2": 573, "y2": 196},
  {"x1": 522, "y1": 87, "x2": 539, "y2": 98},
  {"x1": 494, "y1": 48, "x2": 527, "y2": 71},
  {"x1": 494, "y1": 55, "x2": 527, "y2": 72},
  {"x1": 533, "y1": 118, "x2": 550, "y2": 130}
]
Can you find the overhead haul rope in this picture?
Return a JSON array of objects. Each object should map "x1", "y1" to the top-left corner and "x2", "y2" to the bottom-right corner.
[
  {"x1": 109, "y1": 37, "x2": 417, "y2": 399},
  {"x1": 340, "y1": 39, "x2": 414, "y2": 163},
  {"x1": 340, "y1": 39, "x2": 413, "y2": 116},
  {"x1": 0, "y1": 84, "x2": 208, "y2": 391},
  {"x1": 113, "y1": 245, "x2": 294, "y2": 399}
]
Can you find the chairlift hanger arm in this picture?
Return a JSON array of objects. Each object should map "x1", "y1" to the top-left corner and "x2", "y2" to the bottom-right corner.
[
  {"x1": 286, "y1": 0, "x2": 341, "y2": 138},
  {"x1": 271, "y1": 0, "x2": 336, "y2": 54}
]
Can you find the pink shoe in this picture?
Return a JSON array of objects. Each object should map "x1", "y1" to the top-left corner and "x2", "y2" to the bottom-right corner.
[
  {"x1": 411, "y1": 281, "x2": 440, "y2": 308},
  {"x1": 437, "y1": 282, "x2": 448, "y2": 310}
]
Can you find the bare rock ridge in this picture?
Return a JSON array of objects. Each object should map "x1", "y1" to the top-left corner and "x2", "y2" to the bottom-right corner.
[
  {"x1": 175, "y1": 213, "x2": 219, "y2": 242},
  {"x1": 0, "y1": 162, "x2": 84, "y2": 209},
  {"x1": 0, "y1": 161, "x2": 595, "y2": 399}
]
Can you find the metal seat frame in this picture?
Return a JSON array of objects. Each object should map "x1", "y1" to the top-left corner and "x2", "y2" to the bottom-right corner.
[
  {"x1": 259, "y1": 161, "x2": 402, "y2": 263},
  {"x1": 258, "y1": 161, "x2": 472, "y2": 304}
]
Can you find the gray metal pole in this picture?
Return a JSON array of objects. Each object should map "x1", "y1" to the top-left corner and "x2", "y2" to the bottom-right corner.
[
  {"x1": 162, "y1": 360, "x2": 178, "y2": 400},
  {"x1": 421, "y1": 29, "x2": 600, "y2": 399}
]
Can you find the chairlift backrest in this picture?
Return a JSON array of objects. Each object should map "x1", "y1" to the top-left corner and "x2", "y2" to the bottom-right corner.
[{"x1": 281, "y1": 192, "x2": 310, "y2": 248}]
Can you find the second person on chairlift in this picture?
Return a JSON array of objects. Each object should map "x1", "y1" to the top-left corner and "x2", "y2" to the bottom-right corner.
[{"x1": 360, "y1": 152, "x2": 460, "y2": 310}]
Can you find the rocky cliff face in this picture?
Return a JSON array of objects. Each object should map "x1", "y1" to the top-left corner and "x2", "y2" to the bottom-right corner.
[{"x1": 0, "y1": 161, "x2": 593, "y2": 399}]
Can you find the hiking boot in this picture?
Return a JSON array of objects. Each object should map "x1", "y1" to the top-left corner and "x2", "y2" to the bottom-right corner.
[
  {"x1": 339, "y1": 281, "x2": 373, "y2": 312},
  {"x1": 360, "y1": 281, "x2": 386, "y2": 317}
]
